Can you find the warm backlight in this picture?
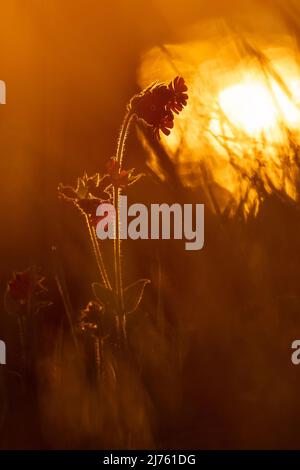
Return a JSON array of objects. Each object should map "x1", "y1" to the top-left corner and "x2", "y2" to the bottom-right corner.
[{"x1": 218, "y1": 79, "x2": 300, "y2": 138}]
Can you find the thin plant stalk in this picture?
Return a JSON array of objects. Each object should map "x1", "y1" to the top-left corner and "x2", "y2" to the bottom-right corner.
[
  {"x1": 52, "y1": 247, "x2": 79, "y2": 352},
  {"x1": 54, "y1": 321, "x2": 64, "y2": 387},
  {"x1": 116, "y1": 111, "x2": 134, "y2": 169},
  {"x1": 94, "y1": 336, "x2": 101, "y2": 386},
  {"x1": 113, "y1": 187, "x2": 123, "y2": 309},
  {"x1": 85, "y1": 215, "x2": 111, "y2": 290},
  {"x1": 18, "y1": 316, "x2": 26, "y2": 372},
  {"x1": 113, "y1": 111, "x2": 134, "y2": 312},
  {"x1": 54, "y1": 274, "x2": 79, "y2": 352}
]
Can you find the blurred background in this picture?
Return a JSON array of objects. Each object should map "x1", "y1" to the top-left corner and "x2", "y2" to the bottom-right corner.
[{"x1": 1, "y1": 0, "x2": 300, "y2": 450}]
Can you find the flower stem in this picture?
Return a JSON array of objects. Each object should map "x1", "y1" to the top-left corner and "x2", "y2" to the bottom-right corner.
[
  {"x1": 116, "y1": 111, "x2": 134, "y2": 168},
  {"x1": 52, "y1": 246, "x2": 79, "y2": 352},
  {"x1": 113, "y1": 187, "x2": 123, "y2": 310},
  {"x1": 85, "y1": 215, "x2": 111, "y2": 290},
  {"x1": 18, "y1": 316, "x2": 26, "y2": 372},
  {"x1": 94, "y1": 336, "x2": 101, "y2": 386},
  {"x1": 113, "y1": 111, "x2": 134, "y2": 314}
]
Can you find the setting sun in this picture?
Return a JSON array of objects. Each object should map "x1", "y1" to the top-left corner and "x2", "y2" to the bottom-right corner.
[{"x1": 218, "y1": 78, "x2": 300, "y2": 138}]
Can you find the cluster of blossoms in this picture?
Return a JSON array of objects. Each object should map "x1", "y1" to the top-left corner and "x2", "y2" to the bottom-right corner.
[
  {"x1": 58, "y1": 162, "x2": 142, "y2": 227},
  {"x1": 5, "y1": 267, "x2": 50, "y2": 316},
  {"x1": 7, "y1": 269, "x2": 46, "y2": 305},
  {"x1": 58, "y1": 76, "x2": 188, "y2": 224},
  {"x1": 57, "y1": 76, "x2": 188, "y2": 332},
  {"x1": 3, "y1": 76, "x2": 189, "y2": 394},
  {"x1": 129, "y1": 76, "x2": 188, "y2": 139},
  {"x1": 58, "y1": 173, "x2": 110, "y2": 226}
]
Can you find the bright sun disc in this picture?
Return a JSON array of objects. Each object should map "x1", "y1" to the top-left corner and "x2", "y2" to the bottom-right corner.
[{"x1": 218, "y1": 80, "x2": 300, "y2": 138}]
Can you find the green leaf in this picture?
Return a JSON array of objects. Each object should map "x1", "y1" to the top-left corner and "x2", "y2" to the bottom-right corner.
[{"x1": 124, "y1": 279, "x2": 150, "y2": 314}]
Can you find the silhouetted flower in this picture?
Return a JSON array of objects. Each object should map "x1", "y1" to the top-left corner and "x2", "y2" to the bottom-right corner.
[
  {"x1": 5, "y1": 267, "x2": 50, "y2": 315},
  {"x1": 106, "y1": 157, "x2": 143, "y2": 189},
  {"x1": 58, "y1": 173, "x2": 110, "y2": 223},
  {"x1": 79, "y1": 300, "x2": 103, "y2": 336},
  {"x1": 129, "y1": 76, "x2": 188, "y2": 139},
  {"x1": 168, "y1": 76, "x2": 188, "y2": 114},
  {"x1": 8, "y1": 270, "x2": 32, "y2": 303}
]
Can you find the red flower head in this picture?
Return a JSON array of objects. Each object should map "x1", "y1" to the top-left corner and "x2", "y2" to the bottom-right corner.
[
  {"x1": 78, "y1": 300, "x2": 103, "y2": 336},
  {"x1": 5, "y1": 267, "x2": 50, "y2": 316},
  {"x1": 106, "y1": 158, "x2": 129, "y2": 188},
  {"x1": 168, "y1": 76, "x2": 188, "y2": 114},
  {"x1": 8, "y1": 270, "x2": 32, "y2": 303},
  {"x1": 58, "y1": 173, "x2": 111, "y2": 226},
  {"x1": 106, "y1": 157, "x2": 143, "y2": 190},
  {"x1": 129, "y1": 76, "x2": 188, "y2": 139}
]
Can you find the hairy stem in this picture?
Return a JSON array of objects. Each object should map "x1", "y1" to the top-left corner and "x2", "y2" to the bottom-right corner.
[
  {"x1": 85, "y1": 215, "x2": 111, "y2": 290},
  {"x1": 113, "y1": 187, "x2": 123, "y2": 310},
  {"x1": 116, "y1": 111, "x2": 134, "y2": 168},
  {"x1": 113, "y1": 111, "x2": 134, "y2": 313}
]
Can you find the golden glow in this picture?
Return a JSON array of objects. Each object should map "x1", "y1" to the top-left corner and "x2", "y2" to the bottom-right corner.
[
  {"x1": 218, "y1": 79, "x2": 300, "y2": 138},
  {"x1": 219, "y1": 83, "x2": 277, "y2": 135},
  {"x1": 139, "y1": 30, "x2": 300, "y2": 215}
]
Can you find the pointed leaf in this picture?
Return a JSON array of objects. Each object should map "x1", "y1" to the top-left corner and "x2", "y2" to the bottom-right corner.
[
  {"x1": 58, "y1": 184, "x2": 77, "y2": 200},
  {"x1": 92, "y1": 282, "x2": 116, "y2": 309},
  {"x1": 127, "y1": 173, "x2": 144, "y2": 187},
  {"x1": 124, "y1": 279, "x2": 150, "y2": 314},
  {"x1": 75, "y1": 177, "x2": 85, "y2": 199}
]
